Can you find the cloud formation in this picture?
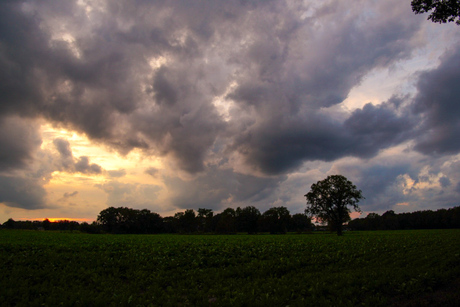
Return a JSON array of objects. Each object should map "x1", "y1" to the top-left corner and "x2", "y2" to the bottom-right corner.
[
  {"x1": 0, "y1": 0, "x2": 424, "y2": 174},
  {"x1": 53, "y1": 138, "x2": 103, "y2": 174},
  {"x1": 0, "y1": 175, "x2": 46, "y2": 209},
  {"x1": 412, "y1": 46, "x2": 460, "y2": 155},
  {"x1": 96, "y1": 181, "x2": 162, "y2": 210},
  {"x1": 0, "y1": 116, "x2": 42, "y2": 172},
  {"x1": 0, "y1": 0, "x2": 459, "y2": 217}
]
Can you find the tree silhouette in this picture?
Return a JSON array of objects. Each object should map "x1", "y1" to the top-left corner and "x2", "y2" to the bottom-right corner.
[
  {"x1": 42, "y1": 218, "x2": 51, "y2": 231},
  {"x1": 305, "y1": 175, "x2": 363, "y2": 236},
  {"x1": 197, "y1": 208, "x2": 213, "y2": 232},
  {"x1": 411, "y1": 0, "x2": 460, "y2": 25},
  {"x1": 236, "y1": 206, "x2": 261, "y2": 234},
  {"x1": 214, "y1": 208, "x2": 236, "y2": 234},
  {"x1": 260, "y1": 206, "x2": 291, "y2": 234},
  {"x1": 290, "y1": 213, "x2": 313, "y2": 233},
  {"x1": 97, "y1": 207, "x2": 163, "y2": 234},
  {"x1": 4, "y1": 218, "x2": 16, "y2": 229}
]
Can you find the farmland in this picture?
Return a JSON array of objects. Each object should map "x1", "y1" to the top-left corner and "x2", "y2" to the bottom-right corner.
[{"x1": 1, "y1": 230, "x2": 459, "y2": 306}]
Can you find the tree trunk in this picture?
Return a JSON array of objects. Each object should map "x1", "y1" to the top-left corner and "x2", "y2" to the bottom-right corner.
[{"x1": 336, "y1": 224, "x2": 343, "y2": 236}]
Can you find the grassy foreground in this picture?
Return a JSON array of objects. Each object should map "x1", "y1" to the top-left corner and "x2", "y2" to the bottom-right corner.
[{"x1": 1, "y1": 229, "x2": 459, "y2": 306}]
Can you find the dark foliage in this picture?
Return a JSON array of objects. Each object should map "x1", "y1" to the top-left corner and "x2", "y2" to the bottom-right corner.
[
  {"x1": 411, "y1": 0, "x2": 460, "y2": 25},
  {"x1": 4, "y1": 205, "x2": 459, "y2": 234},
  {"x1": 259, "y1": 206, "x2": 291, "y2": 234},
  {"x1": 305, "y1": 175, "x2": 363, "y2": 236},
  {"x1": 290, "y1": 213, "x2": 315, "y2": 233},
  {"x1": 1, "y1": 218, "x2": 85, "y2": 232},
  {"x1": 97, "y1": 207, "x2": 163, "y2": 234},
  {"x1": 214, "y1": 208, "x2": 237, "y2": 234},
  {"x1": 236, "y1": 206, "x2": 261, "y2": 234},
  {"x1": 2, "y1": 206, "x2": 313, "y2": 234},
  {"x1": 348, "y1": 206, "x2": 460, "y2": 230},
  {"x1": 197, "y1": 208, "x2": 213, "y2": 232}
]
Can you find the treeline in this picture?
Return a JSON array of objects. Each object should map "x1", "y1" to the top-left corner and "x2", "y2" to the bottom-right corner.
[
  {"x1": 96, "y1": 206, "x2": 313, "y2": 234},
  {"x1": 1, "y1": 218, "x2": 92, "y2": 232},
  {"x1": 1, "y1": 206, "x2": 313, "y2": 235},
  {"x1": 4, "y1": 206, "x2": 459, "y2": 234},
  {"x1": 348, "y1": 206, "x2": 460, "y2": 231}
]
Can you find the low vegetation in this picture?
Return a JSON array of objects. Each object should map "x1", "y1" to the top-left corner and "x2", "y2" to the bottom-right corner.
[{"x1": 1, "y1": 229, "x2": 459, "y2": 306}]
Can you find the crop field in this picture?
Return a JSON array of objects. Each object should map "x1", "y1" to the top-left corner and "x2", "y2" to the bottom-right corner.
[{"x1": 1, "y1": 229, "x2": 459, "y2": 306}]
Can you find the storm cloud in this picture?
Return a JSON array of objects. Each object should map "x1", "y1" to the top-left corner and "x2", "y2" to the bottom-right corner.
[
  {"x1": 0, "y1": 116, "x2": 42, "y2": 172},
  {"x1": 0, "y1": 0, "x2": 424, "y2": 174},
  {"x1": 1, "y1": 0, "x2": 459, "y2": 216},
  {"x1": 0, "y1": 175, "x2": 46, "y2": 209},
  {"x1": 412, "y1": 46, "x2": 460, "y2": 155}
]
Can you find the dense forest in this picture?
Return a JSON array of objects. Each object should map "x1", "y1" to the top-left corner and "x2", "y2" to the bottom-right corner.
[{"x1": 2, "y1": 206, "x2": 459, "y2": 234}]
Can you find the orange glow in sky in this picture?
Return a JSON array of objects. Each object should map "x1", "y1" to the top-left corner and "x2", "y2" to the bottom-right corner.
[{"x1": 21, "y1": 218, "x2": 93, "y2": 223}]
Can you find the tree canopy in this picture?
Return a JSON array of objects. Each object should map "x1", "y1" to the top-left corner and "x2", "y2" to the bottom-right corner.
[
  {"x1": 92, "y1": 205, "x2": 311, "y2": 234},
  {"x1": 411, "y1": 0, "x2": 460, "y2": 25},
  {"x1": 305, "y1": 175, "x2": 363, "y2": 236}
]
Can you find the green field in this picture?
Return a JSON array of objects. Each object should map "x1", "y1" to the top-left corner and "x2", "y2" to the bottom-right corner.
[{"x1": 1, "y1": 230, "x2": 459, "y2": 306}]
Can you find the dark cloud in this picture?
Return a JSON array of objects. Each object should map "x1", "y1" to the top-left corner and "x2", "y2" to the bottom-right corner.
[
  {"x1": 58, "y1": 191, "x2": 79, "y2": 203},
  {"x1": 0, "y1": 2, "x2": 49, "y2": 117},
  {"x1": 152, "y1": 67, "x2": 178, "y2": 106},
  {"x1": 230, "y1": 95, "x2": 415, "y2": 175},
  {"x1": 0, "y1": 175, "x2": 46, "y2": 209},
  {"x1": 412, "y1": 46, "x2": 460, "y2": 155},
  {"x1": 356, "y1": 164, "x2": 412, "y2": 212},
  {"x1": 332, "y1": 157, "x2": 413, "y2": 212},
  {"x1": 145, "y1": 167, "x2": 159, "y2": 177},
  {"x1": 163, "y1": 165, "x2": 286, "y2": 210},
  {"x1": 53, "y1": 138, "x2": 72, "y2": 158},
  {"x1": 63, "y1": 191, "x2": 78, "y2": 198},
  {"x1": 439, "y1": 176, "x2": 451, "y2": 188},
  {"x1": 53, "y1": 138, "x2": 74, "y2": 170},
  {"x1": 107, "y1": 169, "x2": 127, "y2": 178},
  {"x1": 223, "y1": 1, "x2": 423, "y2": 174},
  {"x1": 75, "y1": 156, "x2": 102, "y2": 175},
  {"x1": 0, "y1": 0, "x2": 425, "y2": 177},
  {"x1": 0, "y1": 116, "x2": 42, "y2": 172},
  {"x1": 344, "y1": 97, "x2": 415, "y2": 157},
  {"x1": 96, "y1": 181, "x2": 162, "y2": 209},
  {"x1": 228, "y1": 115, "x2": 348, "y2": 174}
]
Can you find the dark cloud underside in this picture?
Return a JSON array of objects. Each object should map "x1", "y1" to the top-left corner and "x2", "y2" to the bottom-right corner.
[
  {"x1": 413, "y1": 47, "x2": 460, "y2": 155},
  {"x1": 0, "y1": 175, "x2": 46, "y2": 209},
  {"x1": 0, "y1": 0, "x2": 425, "y2": 176},
  {"x1": 0, "y1": 117, "x2": 42, "y2": 171}
]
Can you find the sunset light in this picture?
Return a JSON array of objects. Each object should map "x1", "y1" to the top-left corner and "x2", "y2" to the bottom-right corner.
[{"x1": 22, "y1": 217, "x2": 93, "y2": 223}]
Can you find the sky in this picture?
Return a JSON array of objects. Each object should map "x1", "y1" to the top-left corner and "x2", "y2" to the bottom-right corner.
[{"x1": 1, "y1": 0, "x2": 460, "y2": 223}]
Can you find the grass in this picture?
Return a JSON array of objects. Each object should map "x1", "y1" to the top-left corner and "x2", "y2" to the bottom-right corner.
[{"x1": 1, "y1": 229, "x2": 459, "y2": 306}]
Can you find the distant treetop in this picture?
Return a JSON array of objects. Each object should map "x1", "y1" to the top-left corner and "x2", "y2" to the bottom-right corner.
[{"x1": 411, "y1": 0, "x2": 460, "y2": 25}]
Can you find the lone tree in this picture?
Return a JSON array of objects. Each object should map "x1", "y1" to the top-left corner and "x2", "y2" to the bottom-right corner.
[
  {"x1": 305, "y1": 175, "x2": 363, "y2": 236},
  {"x1": 411, "y1": 0, "x2": 460, "y2": 25}
]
